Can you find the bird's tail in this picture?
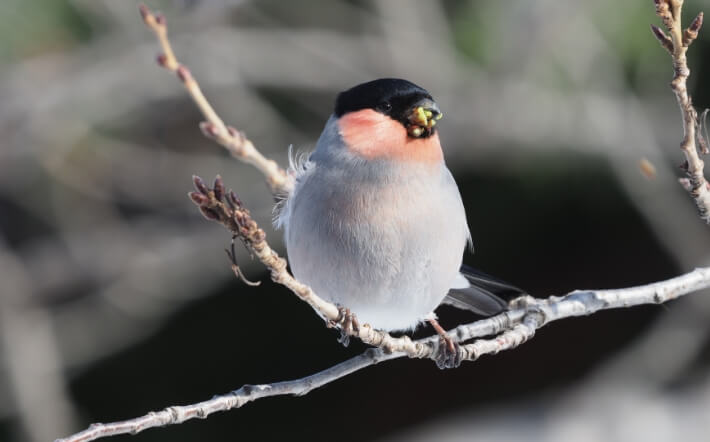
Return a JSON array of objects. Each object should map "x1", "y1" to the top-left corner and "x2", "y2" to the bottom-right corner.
[{"x1": 442, "y1": 265, "x2": 527, "y2": 316}]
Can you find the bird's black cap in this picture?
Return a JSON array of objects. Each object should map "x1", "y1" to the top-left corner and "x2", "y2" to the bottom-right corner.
[{"x1": 334, "y1": 78, "x2": 438, "y2": 128}]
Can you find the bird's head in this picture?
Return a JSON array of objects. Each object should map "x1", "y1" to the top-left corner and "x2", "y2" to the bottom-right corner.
[{"x1": 329, "y1": 78, "x2": 444, "y2": 164}]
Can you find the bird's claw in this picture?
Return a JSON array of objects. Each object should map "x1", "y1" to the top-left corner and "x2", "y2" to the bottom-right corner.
[
  {"x1": 434, "y1": 335, "x2": 462, "y2": 369},
  {"x1": 327, "y1": 306, "x2": 360, "y2": 347}
]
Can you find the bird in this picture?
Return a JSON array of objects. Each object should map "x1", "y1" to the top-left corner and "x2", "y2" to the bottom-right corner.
[{"x1": 276, "y1": 78, "x2": 524, "y2": 367}]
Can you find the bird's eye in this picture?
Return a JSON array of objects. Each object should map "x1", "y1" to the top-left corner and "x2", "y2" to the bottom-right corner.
[{"x1": 377, "y1": 101, "x2": 392, "y2": 113}]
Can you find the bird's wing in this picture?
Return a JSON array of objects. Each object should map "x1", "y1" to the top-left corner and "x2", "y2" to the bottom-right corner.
[{"x1": 442, "y1": 265, "x2": 526, "y2": 316}]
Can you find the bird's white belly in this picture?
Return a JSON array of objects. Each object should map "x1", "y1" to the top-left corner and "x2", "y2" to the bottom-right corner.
[{"x1": 284, "y1": 165, "x2": 468, "y2": 331}]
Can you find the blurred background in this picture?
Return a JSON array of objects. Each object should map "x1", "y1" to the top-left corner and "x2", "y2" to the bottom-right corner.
[{"x1": 1, "y1": 0, "x2": 709, "y2": 441}]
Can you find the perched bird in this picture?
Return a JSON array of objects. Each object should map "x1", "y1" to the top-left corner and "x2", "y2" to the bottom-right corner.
[{"x1": 276, "y1": 78, "x2": 523, "y2": 367}]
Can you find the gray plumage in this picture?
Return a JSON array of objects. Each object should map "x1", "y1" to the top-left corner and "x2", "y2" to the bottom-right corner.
[{"x1": 276, "y1": 115, "x2": 511, "y2": 331}]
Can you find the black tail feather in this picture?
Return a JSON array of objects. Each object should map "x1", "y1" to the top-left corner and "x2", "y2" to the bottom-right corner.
[{"x1": 441, "y1": 265, "x2": 527, "y2": 316}]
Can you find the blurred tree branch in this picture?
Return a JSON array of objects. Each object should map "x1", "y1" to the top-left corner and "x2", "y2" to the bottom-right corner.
[{"x1": 139, "y1": 4, "x2": 293, "y2": 196}]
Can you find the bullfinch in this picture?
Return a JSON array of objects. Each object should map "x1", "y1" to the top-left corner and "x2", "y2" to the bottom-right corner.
[{"x1": 276, "y1": 78, "x2": 523, "y2": 366}]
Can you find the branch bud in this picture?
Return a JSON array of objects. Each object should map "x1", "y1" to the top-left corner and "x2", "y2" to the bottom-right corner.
[
  {"x1": 679, "y1": 177, "x2": 692, "y2": 191},
  {"x1": 226, "y1": 126, "x2": 244, "y2": 140},
  {"x1": 683, "y1": 12, "x2": 704, "y2": 47},
  {"x1": 200, "y1": 121, "x2": 219, "y2": 138},
  {"x1": 225, "y1": 189, "x2": 236, "y2": 209},
  {"x1": 213, "y1": 175, "x2": 225, "y2": 201},
  {"x1": 199, "y1": 206, "x2": 220, "y2": 221},
  {"x1": 138, "y1": 4, "x2": 151, "y2": 23},
  {"x1": 654, "y1": 0, "x2": 673, "y2": 30},
  {"x1": 254, "y1": 228, "x2": 266, "y2": 242},
  {"x1": 176, "y1": 65, "x2": 192, "y2": 83},
  {"x1": 654, "y1": 0, "x2": 669, "y2": 17},
  {"x1": 188, "y1": 191, "x2": 209, "y2": 206},
  {"x1": 689, "y1": 11, "x2": 703, "y2": 32},
  {"x1": 156, "y1": 53, "x2": 168, "y2": 67},
  {"x1": 650, "y1": 24, "x2": 674, "y2": 53},
  {"x1": 192, "y1": 175, "x2": 209, "y2": 195},
  {"x1": 228, "y1": 190, "x2": 242, "y2": 209}
]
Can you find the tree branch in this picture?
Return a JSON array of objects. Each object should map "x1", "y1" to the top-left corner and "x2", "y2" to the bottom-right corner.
[
  {"x1": 652, "y1": 1, "x2": 710, "y2": 222},
  {"x1": 138, "y1": 4, "x2": 293, "y2": 196},
  {"x1": 56, "y1": 266, "x2": 710, "y2": 442}
]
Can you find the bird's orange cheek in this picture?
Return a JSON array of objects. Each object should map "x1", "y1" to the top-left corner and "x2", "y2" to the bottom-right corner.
[{"x1": 338, "y1": 109, "x2": 443, "y2": 165}]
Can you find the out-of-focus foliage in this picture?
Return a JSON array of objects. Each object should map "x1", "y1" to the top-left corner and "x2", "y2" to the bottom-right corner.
[{"x1": 0, "y1": 0, "x2": 92, "y2": 61}]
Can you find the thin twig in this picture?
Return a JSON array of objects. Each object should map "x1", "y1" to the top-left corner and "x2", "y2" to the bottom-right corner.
[
  {"x1": 652, "y1": 1, "x2": 710, "y2": 222},
  {"x1": 138, "y1": 4, "x2": 293, "y2": 195},
  {"x1": 55, "y1": 267, "x2": 710, "y2": 442},
  {"x1": 225, "y1": 237, "x2": 261, "y2": 287}
]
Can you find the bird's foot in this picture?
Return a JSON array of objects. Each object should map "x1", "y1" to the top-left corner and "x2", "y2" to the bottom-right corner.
[
  {"x1": 434, "y1": 334, "x2": 461, "y2": 369},
  {"x1": 428, "y1": 318, "x2": 461, "y2": 369},
  {"x1": 327, "y1": 306, "x2": 360, "y2": 347}
]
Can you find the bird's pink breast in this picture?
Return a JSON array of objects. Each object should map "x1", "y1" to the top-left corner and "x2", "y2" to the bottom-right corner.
[{"x1": 337, "y1": 109, "x2": 443, "y2": 165}]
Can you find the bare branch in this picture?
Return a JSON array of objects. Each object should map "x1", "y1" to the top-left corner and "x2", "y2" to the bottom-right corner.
[
  {"x1": 138, "y1": 4, "x2": 293, "y2": 195},
  {"x1": 653, "y1": 1, "x2": 710, "y2": 222},
  {"x1": 56, "y1": 267, "x2": 710, "y2": 442}
]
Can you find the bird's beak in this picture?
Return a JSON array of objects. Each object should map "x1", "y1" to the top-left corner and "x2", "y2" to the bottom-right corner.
[{"x1": 407, "y1": 98, "x2": 442, "y2": 138}]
